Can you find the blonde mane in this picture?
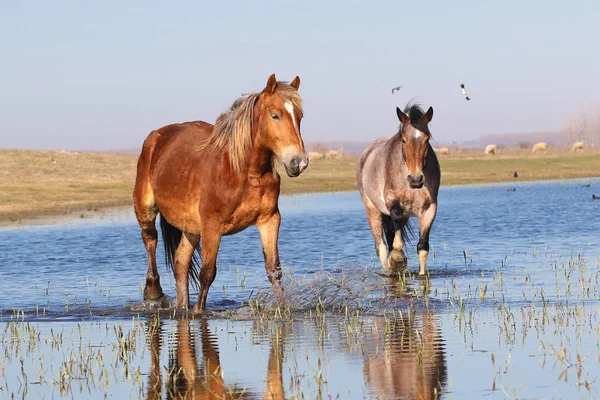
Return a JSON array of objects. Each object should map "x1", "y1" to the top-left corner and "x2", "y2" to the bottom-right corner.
[{"x1": 198, "y1": 82, "x2": 303, "y2": 172}]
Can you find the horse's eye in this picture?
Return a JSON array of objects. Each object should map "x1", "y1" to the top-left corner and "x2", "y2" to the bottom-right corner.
[
  {"x1": 271, "y1": 114, "x2": 280, "y2": 120},
  {"x1": 402, "y1": 138, "x2": 406, "y2": 144}
]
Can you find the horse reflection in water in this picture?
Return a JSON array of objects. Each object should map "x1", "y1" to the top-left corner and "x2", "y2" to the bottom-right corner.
[
  {"x1": 145, "y1": 318, "x2": 284, "y2": 399},
  {"x1": 363, "y1": 310, "x2": 447, "y2": 399}
]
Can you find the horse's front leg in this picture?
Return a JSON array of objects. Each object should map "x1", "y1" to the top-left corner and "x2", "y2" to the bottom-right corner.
[
  {"x1": 388, "y1": 204, "x2": 408, "y2": 270},
  {"x1": 193, "y1": 231, "x2": 222, "y2": 314},
  {"x1": 417, "y1": 203, "x2": 438, "y2": 276},
  {"x1": 257, "y1": 211, "x2": 283, "y2": 293}
]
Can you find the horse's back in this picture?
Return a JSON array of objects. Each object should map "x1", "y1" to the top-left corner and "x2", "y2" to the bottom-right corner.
[{"x1": 147, "y1": 121, "x2": 213, "y2": 165}]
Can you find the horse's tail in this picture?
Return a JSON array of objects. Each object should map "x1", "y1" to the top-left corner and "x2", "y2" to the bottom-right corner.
[
  {"x1": 159, "y1": 214, "x2": 201, "y2": 289},
  {"x1": 382, "y1": 215, "x2": 414, "y2": 252}
]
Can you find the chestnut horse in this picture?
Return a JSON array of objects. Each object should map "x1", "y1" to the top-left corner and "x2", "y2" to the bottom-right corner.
[
  {"x1": 133, "y1": 74, "x2": 308, "y2": 313},
  {"x1": 357, "y1": 104, "x2": 440, "y2": 276}
]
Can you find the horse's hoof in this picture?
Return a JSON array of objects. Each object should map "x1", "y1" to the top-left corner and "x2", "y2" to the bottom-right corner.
[
  {"x1": 143, "y1": 287, "x2": 165, "y2": 302},
  {"x1": 192, "y1": 304, "x2": 204, "y2": 315},
  {"x1": 376, "y1": 268, "x2": 398, "y2": 278}
]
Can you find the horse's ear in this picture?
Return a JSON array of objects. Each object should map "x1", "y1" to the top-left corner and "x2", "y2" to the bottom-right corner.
[
  {"x1": 424, "y1": 106, "x2": 434, "y2": 123},
  {"x1": 264, "y1": 74, "x2": 277, "y2": 94},
  {"x1": 290, "y1": 76, "x2": 301, "y2": 90},
  {"x1": 396, "y1": 107, "x2": 410, "y2": 125}
]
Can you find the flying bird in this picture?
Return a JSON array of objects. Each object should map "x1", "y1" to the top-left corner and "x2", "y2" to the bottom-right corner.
[
  {"x1": 391, "y1": 85, "x2": 402, "y2": 94},
  {"x1": 460, "y1": 83, "x2": 470, "y2": 101}
]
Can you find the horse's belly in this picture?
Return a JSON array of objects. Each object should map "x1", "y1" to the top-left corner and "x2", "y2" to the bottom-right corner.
[{"x1": 157, "y1": 201, "x2": 203, "y2": 234}]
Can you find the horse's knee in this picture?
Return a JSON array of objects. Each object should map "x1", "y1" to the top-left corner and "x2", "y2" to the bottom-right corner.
[
  {"x1": 200, "y1": 264, "x2": 217, "y2": 287},
  {"x1": 417, "y1": 239, "x2": 429, "y2": 253}
]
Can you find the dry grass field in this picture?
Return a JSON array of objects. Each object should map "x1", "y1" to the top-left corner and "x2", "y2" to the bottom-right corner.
[{"x1": 1, "y1": 147, "x2": 599, "y2": 224}]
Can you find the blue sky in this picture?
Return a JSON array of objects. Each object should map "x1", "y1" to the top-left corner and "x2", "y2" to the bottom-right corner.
[{"x1": 1, "y1": 1, "x2": 599, "y2": 150}]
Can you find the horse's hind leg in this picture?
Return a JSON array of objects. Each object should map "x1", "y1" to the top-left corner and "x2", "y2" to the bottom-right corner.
[
  {"x1": 133, "y1": 134, "x2": 164, "y2": 301},
  {"x1": 173, "y1": 233, "x2": 200, "y2": 309},
  {"x1": 193, "y1": 230, "x2": 222, "y2": 314},
  {"x1": 417, "y1": 203, "x2": 438, "y2": 276},
  {"x1": 134, "y1": 187, "x2": 164, "y2": 301}
]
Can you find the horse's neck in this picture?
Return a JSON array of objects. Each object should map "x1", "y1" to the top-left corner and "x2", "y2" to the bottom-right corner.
[
  {"x1": 386, "y1": 134, "x2": 405, "y2": 167},
  {"x1": 246, "y1": 131, "x2": 275, "y2": 176}
]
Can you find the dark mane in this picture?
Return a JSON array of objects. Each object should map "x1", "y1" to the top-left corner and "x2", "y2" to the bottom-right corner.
[{"x1": 399, "y1": 102, "x2": 431, "y2": 136}]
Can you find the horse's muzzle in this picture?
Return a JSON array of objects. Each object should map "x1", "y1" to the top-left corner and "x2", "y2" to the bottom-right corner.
[
  {"x1": 408, "y1": 173, "x2": 424, "y2": 189},
  {"x1": 284, "y1": 154, "x2": 309, "y2": 177}
]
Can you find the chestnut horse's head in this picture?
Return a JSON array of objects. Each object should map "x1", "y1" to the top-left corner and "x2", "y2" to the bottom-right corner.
[
  {"x1": 257, "y1": 74, "x2": 308, "y2": 177},
  {"x1": 396, "y1": 104, "x2": 434, "y2": 189}
]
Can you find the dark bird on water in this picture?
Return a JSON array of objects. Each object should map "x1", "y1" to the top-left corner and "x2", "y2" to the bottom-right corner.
[
  {"x1": 460, "y1": 83, "x2": 470, "y2": 101},
  {"x1": 391, "y1": 85, "x2": 402, "y2": 94},
  {"x1": 582, "y1": 184, "x2": 591, "y2": 188},
  {"x1": 593, "y1": 194, "x2": 600, "y2": 200},
  {"x1": 507, "y1": 188, "x2": 517, "y2": 192}
]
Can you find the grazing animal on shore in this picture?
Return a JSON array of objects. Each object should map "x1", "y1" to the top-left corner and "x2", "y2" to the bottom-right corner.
[
  {"x1": 357, "y1": 103, "x2": 440, "y2": 276},
  {"x1": 436, "y1": 147, "x2": 449, "y2": 156},
  {"x1": 532, "y1": 142, "x2": 547, "y2": 153},
  {"x1": 308, "y1": 151, "x2": 325, "y2": 160},
  {"x1": 327, "y1": 150, "x2": 341, "y2": 160},
  {"x1": 572, "y1": 141, "x2": 584, "y2": 152},
  {"x1": 133, "y1": 74, "x2": 308, "y2": 313},
  {"x1": 484, "y1": 144, "x2": 497, "y2": 155}
]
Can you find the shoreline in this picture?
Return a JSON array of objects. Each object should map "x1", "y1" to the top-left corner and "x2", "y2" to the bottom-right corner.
[{"x1": 2, "y1": 174, "x2": 598, "y2": 229}]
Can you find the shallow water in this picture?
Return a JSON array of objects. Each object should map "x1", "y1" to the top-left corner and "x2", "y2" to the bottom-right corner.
[{"x1": 1, "y1": 178, "x2": 599, "y2": 399}]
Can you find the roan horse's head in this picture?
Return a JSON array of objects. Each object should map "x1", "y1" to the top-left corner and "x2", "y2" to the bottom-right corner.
[
  {"x1": 258, "y1": 74, "x2": 308, "y2": 177},
  {"x1": 396, "y1": 105, "x2": 434, "y2": 189}
]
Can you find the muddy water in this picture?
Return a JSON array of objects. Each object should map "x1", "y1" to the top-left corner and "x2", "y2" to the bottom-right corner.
[{"x1": 1, "y1": 178, "x2": 599, "y2": 398}]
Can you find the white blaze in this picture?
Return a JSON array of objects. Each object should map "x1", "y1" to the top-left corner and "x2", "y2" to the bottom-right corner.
[{"x1": 285, "y1": 101, "x2": 297, "y2": 130}]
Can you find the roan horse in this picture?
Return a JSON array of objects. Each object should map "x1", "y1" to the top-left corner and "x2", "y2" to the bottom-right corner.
[
  {"x1": 357, "y1": 104, "x2": 440, "y2": 276},
  {"x1": 133, "y1": 74, "x2": 308, "y2": 313}
]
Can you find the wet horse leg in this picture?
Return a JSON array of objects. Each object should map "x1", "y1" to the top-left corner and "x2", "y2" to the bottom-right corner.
[
  {"x1": 173, "y1": 233, "x2": 200, "y2": 309},
  {"x1": 257, "y1": 212, "x2": 283, "y2": 294},
  {"x1": 363, "y1": 201, "x2": 389, "y2": 272},
  {"x1": 134, "y1": 201, "x2": 164, "y2": 301},
  {"x1": 140, "y1": 221, "x2": 164, "y2": 300},
  {"x1": 388, "y1": 205, "x2": 408, "y2": 271},
  {"x1": 193, "y1": 231, "x2": 222, "y2": 314},
  {"x1": 417, "y1": 203, "x2": 437, "y2": 276}
]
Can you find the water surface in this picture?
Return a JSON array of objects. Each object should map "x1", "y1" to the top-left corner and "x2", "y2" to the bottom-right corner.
[{"x1": 1, "y1": 178, "x2": 599, "y2": 398}]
